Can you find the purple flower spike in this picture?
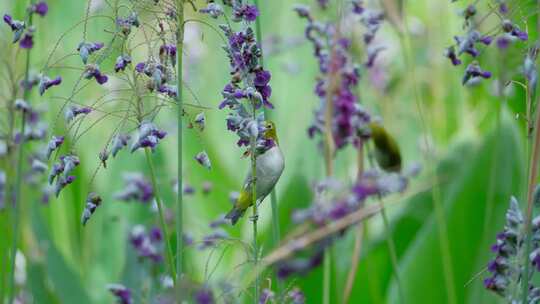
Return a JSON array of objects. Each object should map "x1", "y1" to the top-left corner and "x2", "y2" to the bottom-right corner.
[{"x1": 33, "y1": 1, "x2": 49, "y2": 17}]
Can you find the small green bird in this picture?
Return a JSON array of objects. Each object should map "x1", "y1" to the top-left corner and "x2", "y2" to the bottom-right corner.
[
  {"x1": 226, "y1": 121, "x2": 285, "y2": 225},
  {"x1": 369, "y1": 122, "x2": 402, "y2": 173}
]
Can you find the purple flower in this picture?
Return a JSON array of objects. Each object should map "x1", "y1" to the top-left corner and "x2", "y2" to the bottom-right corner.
[
  {"x1": 114, "y1": 173, "x2": 153, "y2": 203},
  {"x1": 135, "y1": 62, "x2": 146, "y2": 73},
  {"x1": 64, "y1": 105, "x2": 91, "y2": 123},
  {"x1": 254, "y1": 70, "x2": 271, "y2": 87},
  {"x1": 3, "y1": 14, "x2": 25, "y2": 43},
  {"x1": 38, "y1": 75, "x2": 62, "y2": 95},
  {"x1": 202, "y1": 181, "x2": 213, "y2": 195},
  {"x1": 111, "y1": 134, "x2": 130, "y2": 157},
  {"x1": 194, "y1": 151, "x2": 211, "y2": 170},
  {"x1": 114, "y1": 55, "x2": 132, "y2": 72},
  {"x1": 287, "y1": 288, "x2": 306, "y2": 304},
  {"x1": 130, "y1": 121, "x2": 167, "y2": 152},
  {"x1": 19, "y1": 30, "x2": 34, "y2": 49},
  {"x1": 200, "y1": 3, "x2": 224, "y2": 18},
  {"x1": 83, "y1": 64, "x2": 108, "y2": 85},
  {"x1": 157, "y1": 84, "x2": 177, "y2": 98},
  {"x1": 107, "y1": 284, "x2": 132, "y2": 304},
  {"x1": 259, "y1": 289, "x2": 274, "y2": 304},
  {"x1": 194, "y1": 287, "x2": 214, "y2": 304},
  {"x1": 159, "y1": 44, "x2": 177, "y2": 63},
  {"x1": 33, "y1": 1, "x2": 49, "y2": 17},
  {"x1": 149, "y1": 226, "x2": 163, "y2": 242},
  {"x1": 462, "y1": 62, "x2": 491, "y2": 85},
  {"x1": 77, "y1": 41, "x2": 104, "y2": 64},
  {"x1": 81, "y1": 193, "x2": 102, "y2": 225},
  {"x1": 45, "y1": 136, "x2": 64, "y2": 159},
  {"x1": 234, "y1": 4, "x2": 259, "y2": 22}
]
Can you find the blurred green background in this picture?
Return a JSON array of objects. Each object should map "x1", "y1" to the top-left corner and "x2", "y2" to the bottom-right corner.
[{"x1": 0, "y1": 0, "x2": 534, "y2": 303}]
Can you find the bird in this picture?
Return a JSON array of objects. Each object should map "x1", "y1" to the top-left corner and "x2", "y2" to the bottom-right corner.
[
  {"x1": 369, "y1": 121, "x2": 402, "y2": 173},
  {"x1": 225, "y1": 121, "x2": 285, "y2": 225}
]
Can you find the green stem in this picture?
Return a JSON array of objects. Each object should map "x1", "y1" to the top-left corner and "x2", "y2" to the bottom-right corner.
[
  {"x1": 8, "y1": 3, "x2": 34, "y2": 302},
  {"x1": 176, "y1": 0, "x2": 185, "y2": 287},
  {"x1": 397, "y1": 9, "x2": 456, "y2": 304},
  {"x1": 380, "y1": 201, "x2": 404, "y2": 303},
  {"x1": 250, "y1": 112, "x2": 259, "y2": 303},
  {"x1": 252, "y1": 0, "x2": 283, "y2": 295},
  {"x1": 521, "y1": 86, "x2": 540, "y2": 304},
  {"x1": 323, "y1": 248, "x2": 331, "y2": 304},
  {"x1": 144, "y1": 149, "x2": 177, "y2": 284}
]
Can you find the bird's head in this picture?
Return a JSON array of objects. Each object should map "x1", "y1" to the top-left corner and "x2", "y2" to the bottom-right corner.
[{"x1": 263, "y1": 120, "x2": 279, "y2": 145}]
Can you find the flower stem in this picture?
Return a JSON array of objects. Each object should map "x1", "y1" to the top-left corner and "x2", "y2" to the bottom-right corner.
[
  {"x1": 175, "y1": 0, "x2": 185, "y2": 286},
  {"x1": 397, "y1": 9, "x2": 456, "y2": 304},
  {"x1": 379, "y1": 200, "x2": 405, "y2": 303},
  {"x1": 144, "y1": 149, "x2": 177, "y2": 284},
  {"x1": 8, "y1": 3, "x2": 33, "y2": 302},
  {"x1": 252, "y1": 0, "x2": 283, "y2": 295},
  {"x1": 250, "y1": 115, "x2": 259, "y2": 303},
  {"x1": 343, "y1": 143, "x2": 365, "y2": 303},
  {"x1": 521, "y1": 84, "x2": 540, "y2": 304}
]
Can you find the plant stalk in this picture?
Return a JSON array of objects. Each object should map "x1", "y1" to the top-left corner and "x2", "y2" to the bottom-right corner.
[
  {"x1": 8, "y1": 3, "x2": 34, "y2": 302},
  {"x1": 250, "y1": 111, "x2": 259, "y2": 303},
  {"x1": 397, "y1": 7, "x2": 456, "y2": 304},
  {"x1": 144, "y1": 149, "x2": 177, "y2": 284},
  {"x1": 252, "y1": 0, "x2": 283, "y2": 295},
  {"x1": 176, "y1": 0, "x2": 185, "y2": 287},
  {"x1": 521, "y1": 84, "x2": 540, "y2": 304}
]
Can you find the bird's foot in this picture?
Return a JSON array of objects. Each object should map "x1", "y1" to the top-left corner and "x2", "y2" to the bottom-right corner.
[{"x1": 249, "y1": 214, "x2": 259, "y2": 222}]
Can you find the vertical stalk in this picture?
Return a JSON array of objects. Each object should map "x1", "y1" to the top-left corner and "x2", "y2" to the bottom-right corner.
[
  {"x1": 343, "y1": 143, "x2": 364, "y2": 303},
  {"x1": 521, "y1": 82, "x2": 540, "y2": 304},
  {"x1": 523, "y1": 1, "x2": 540, "y2": 301},
  {"x1": 144, "y1": 149, "x2": 176, "y2": 283},
  {"x1": 252, "y1": 0, "x2": 283, "y2": 295},
  {"x1": 397, "y1": 6, "x2": 456, "y2": 304},
  {"x1": 175, "y1": 0, "x2": 185, "y2": 286},
  {"x1": 8, "y1": 2, "x2": 34, "y2": 302},
  {"x1": 379, "y1": 201, "x2": 405, "y2": 303},
  {"x1": 250, "y1": 107, "x2": 259, "y2": 303}
]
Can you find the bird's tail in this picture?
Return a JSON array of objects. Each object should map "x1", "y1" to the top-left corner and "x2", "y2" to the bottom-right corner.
[{"x1": 225, "y1": 206, "x2": 246, "y2": 225}]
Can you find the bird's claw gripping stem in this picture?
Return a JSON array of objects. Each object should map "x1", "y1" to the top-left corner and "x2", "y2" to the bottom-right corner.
[{"x1": 249, "y1": 214, "x2": 259, "y2": 222}]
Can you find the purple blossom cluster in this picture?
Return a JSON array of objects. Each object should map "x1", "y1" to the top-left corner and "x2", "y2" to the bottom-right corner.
[
  {"x1": 114, "y1": 55, "x2": 132, "y2": 72},
  {"x1": 295, "y1": 1, "x2": 381, "y2": 150},
  {"x1": 130, "y1": 121, "x2": 167, "y2": 152},
  {"x1": 113, "y1": 173, "x2": 153, "y2": 203},
  {"x1": 48, "y1": 154, "x2": 79, "y2": 197},
  {"x1": 135, "y1": 61, "x2": 176, "y2": 97},
  {"x1": 116, "y1": 12, "x2": 140, "y2": 36},
  {"x1": 446, "y1": 2, "x2": 529, "y2": 86},
  {"x1": 484, "y1": 196, "x2": 540, "y2": 302},
  {"x1": 278, "y1": 167, "x2": 417, "y2": 278},
  {"x1": 83, "y1": 64, "x2": 109, "y2": 85},
  {"x1": 200, "y1": 1, "x2": 274, "y2": 152},
  {"x1": 3, "y1": 1, "x2": 48, "y2": 49},
  {"x1": 129, "y1": 225, "x2": 164, "y2": 263}
]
